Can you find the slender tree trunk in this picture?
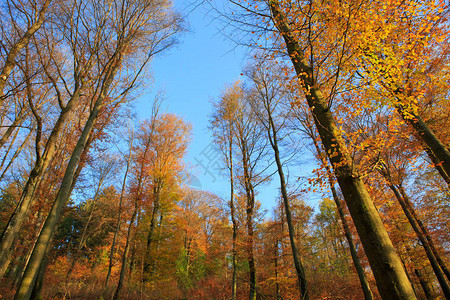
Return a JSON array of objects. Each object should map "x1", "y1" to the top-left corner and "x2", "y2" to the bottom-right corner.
[
  {"x1": 399, "y1": 254, "x2": 418, "y2": 297},
  {"x1": 246, "y1": 204, "x2": 256, "y2": 300},
  {"x1": 139, "y1": 255, "x2": 144, "y2": 297},
  {"x1": 231, "y1": 209, "x2": 237, "y2": 300},
  {"x1": 274, "y1": 238, "x2": 280, "y2": 300},
  {"x1": 10, "y1": 209, "x2": 45, "y2": 288},
  {"x1": 106, "y1": 151, "x2": 131, "y2": 287},
  {"x1": 229, "y1": 131, "x2": 238, "y2": 300},
  {"x1": 9, "y1": 177, "x2": 54, "y2": 288},
  {"x1": 153, "y1": 214, "x2": 164, "y2": 276},
  {"x1": 9, "y1": 237, "x2": 26, "y2": 287},
  {"x1": 397, "y1": 185, "x2": 450, "y2": 281},
  {"x1": 143, "y1": 183, "x2": 161, "y2": 280},
  {"x1": 185, "y1": 237, "x2": 192, "y2": 272},
  {"x1": 14, "y1": 65, "x2": 116, "y2": 298},
  {"x1": 268, "y1": 2, "x2": 416, "y2": 298},
  {"x1": 332, "y1": 190, "x2": 373, "y2": 300},
  {"x1": 0, "y1": 87, "x2": 82, "y2": 278},
  {"x1": 388, "y1": 184, "x2": 450, "y2": 298},
  {"x1": 120, "y1": 136, "x2": 151, "y2": 287},
  {"x1": 267, "y1": 114, "x2": 308, "y2": 299},
  {"x1": 414, "y1": 269, "x2": 433, "y2": 300},
  {"x1": 129, "y1": 208, "x2": 142, "y2": 282},
  {"x1": 113, "y1": 200, "x2": 139, "y2": 300},
  {"x1": 240, "y1": 143, "x2": 257, "y2": 300}
]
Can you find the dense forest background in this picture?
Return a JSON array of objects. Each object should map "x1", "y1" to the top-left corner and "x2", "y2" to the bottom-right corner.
[{"x1": 0, "y1": 0, "x2": 448, "y2": 299}]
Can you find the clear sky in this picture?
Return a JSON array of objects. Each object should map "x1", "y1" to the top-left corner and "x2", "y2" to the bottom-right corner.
[
  {"x1": 136, "y1": 0, "x2": 319, "y2": 212},
  {"x1": 136, "y1": 0, "x2": 248, "y2": 202}
]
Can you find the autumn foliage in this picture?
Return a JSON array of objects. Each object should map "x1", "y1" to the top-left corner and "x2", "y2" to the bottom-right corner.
[{"x1": 0, "y1": 0, "x2": 449, "y2": 299}]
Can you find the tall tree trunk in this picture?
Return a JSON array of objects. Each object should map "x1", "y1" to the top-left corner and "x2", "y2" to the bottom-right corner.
[
  {"x1": 229, "y1": 129, "x2": 238, "y2": 300},
  {"x1": 331, "y1": 190, "x2": 373, "y2": 300},
  {"x1": 268, "y1": 2, "x2": 416, "y2": 298},
  {"x1": 267, "y1": 114, "x2": 308, "y2": 299},
  {"x1": 29, "y1": 177, "x2": 66, "y2": 299},
  {"x1": 246, "y1": 203, "x2": 256, "y2": 300},
  {"x1": 274, "y1": 238, "x2": 280, "y2": 300},
  {"x1": 143, "y1": 183, "x2": 161, "y2": 280},
  {"x1": 113, "y1": 200, "x2": 139, "y2": 300},
  {"x1": 10, "y1": 247, "x2": 24, "y2": 288},
  {"x1": 11, "y1": 208, "x2": 45, "y2": 288},
  {"x1": 0, "y1": 87, "x2": 82, "y2": 278},
  {"x1": 106, "y1": 150, "x2": 131, "y2": 287},
  {"x1": 240, "y1": 142, "x2": 257, "y2": 300},
  {"x1": 153, "y1": 214, "x2": 164, "y2": 276},
  {"x1": 14, "y1": 65, "x2": 117, "y2": 298},
  {"x1": 129, "y1": 205, "x2": 143, "y2": 283}
]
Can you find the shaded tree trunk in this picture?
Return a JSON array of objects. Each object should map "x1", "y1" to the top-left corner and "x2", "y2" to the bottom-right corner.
[
  {"x1": 399, "y1": 253, "x2": 418, "y2": 298},
  {"x1": 246, "y1": 206, "x2": 256, "y2": 300},
  {"x1": 29, "y1": 235, "x2": 53, "y2": 300}
]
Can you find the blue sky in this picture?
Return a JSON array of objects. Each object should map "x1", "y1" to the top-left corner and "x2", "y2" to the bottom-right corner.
[
  {"x1": 136, "y1": 0, "x2": 249, "y2": 202},
  {"x1": 135, "y1": 0, "x2": 319, "y2": 212}
]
